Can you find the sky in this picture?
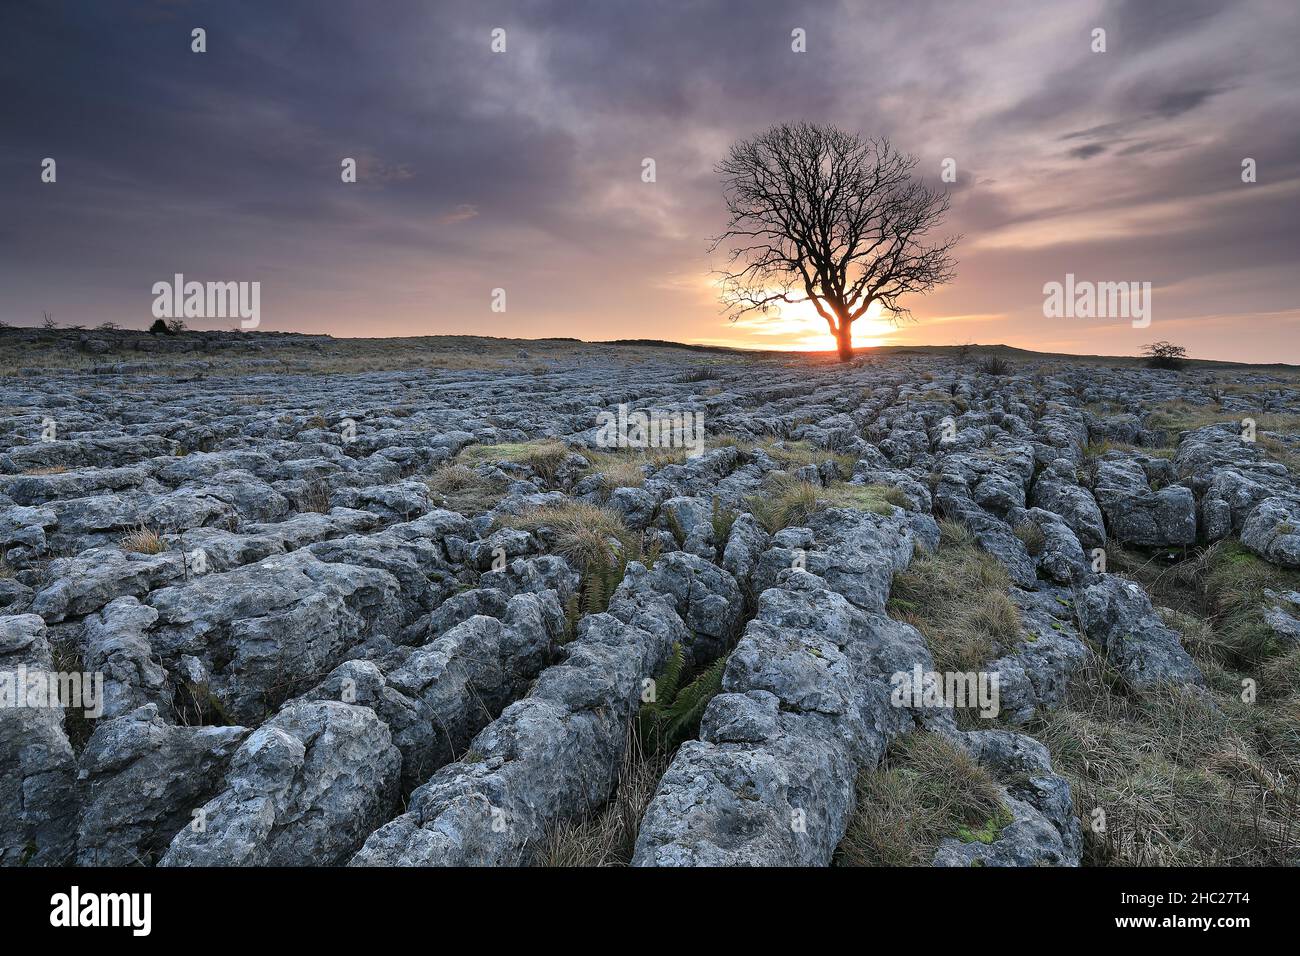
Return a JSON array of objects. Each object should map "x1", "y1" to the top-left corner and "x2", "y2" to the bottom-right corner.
[{"x1": 2, "y1": 0, "x2": 1298, "y2": 362}]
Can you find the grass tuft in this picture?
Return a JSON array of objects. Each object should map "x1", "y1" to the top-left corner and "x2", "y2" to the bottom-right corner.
[
  {"x1": 837, "y1": 732, "x2": 1008, "y2": 866},
  {"x1": 425, "y1": 462, "x2": 506, "y2": 514},
  {"x1": 746, "y1": 475, "x2": 906, "y2": 533},
  {"x1": 459, "y1": 440, "x2": 572, "y2": 485},
  {"x1": 889, "y1": 526, "x2": 1017, "y2": 675},
  {"x1": 530, "y1": 725, "x2": 669, "y2": 866},
  {"x1": 120, "y1": 524, "x2": 164, "y2": 555},
  {"x1": 1013, "y1": 519, "x2": 1047, "y2": 556}
]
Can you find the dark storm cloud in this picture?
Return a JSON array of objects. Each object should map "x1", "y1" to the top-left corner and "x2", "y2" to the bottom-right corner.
[{"x1": 0, "y1": 0, "x2": 1297, "y2": 360}]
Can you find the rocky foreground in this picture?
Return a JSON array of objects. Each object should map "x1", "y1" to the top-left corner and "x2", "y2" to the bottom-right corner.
[{"x1": 3, "y1": 335, "x2": 1299, "y2": 867}]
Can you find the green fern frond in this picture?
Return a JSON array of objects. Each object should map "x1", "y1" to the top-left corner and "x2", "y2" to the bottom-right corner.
[
  {"x1": 562, "y1": 593, "x2": 580, "y2": 643},
  {"x1": 581, "y1": 567, "x2": 608, "y2": 616},
  {"x1": 655, "y1": 644, "x2": 686, "y2": 706},
  {"x1": 641, "y1": 533, "x2": 663, "y2": 570},
  {"x1": 662, "y1": 655, "x2": 727, "y2": 743},
  {"x1": 665, "y1": 510, "x2": 687, "y2": 548}
]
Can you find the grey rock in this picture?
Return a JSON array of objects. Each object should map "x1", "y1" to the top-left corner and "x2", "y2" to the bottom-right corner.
[
  {"x1": 1093, "y1": 456, "x2": 1196, "y2": 547},
  {"x1": 633, "y1": 571, "x2": 949, "y2": 867},
  {"x1": 160, "y1": 700, "x2": 400, "y2": 866},
  {"x1": 616, "y1": 550, "x2": 743, "y2": 660},
  {"x1": 1031, "y1": 468, "x2": 1106, "y2": 549},
  {"x1": 81, "y1": 597, "x2": 167, "y2": 719},
  {"x1": 0, "y1": 614, "x2": 77, "y2": 864},
  {"x1": 351, "y1": 599, "x2": 697, "y2": 866},
  {"x1": 1077, "y1": 576, "x2": 1204, "y2": 689},
  {"x1": 31, "y1": 547, "x2": 184, "y2": 623},
  {"x1": 1241, "y1": 497, "x2": 1300, "y2": 568},
  {"x1": 146, "y1": 549, "x2": 401, "y2": 723},
  {"x1": 75, "y1": 705, "x2": 248, "y2": 865}
]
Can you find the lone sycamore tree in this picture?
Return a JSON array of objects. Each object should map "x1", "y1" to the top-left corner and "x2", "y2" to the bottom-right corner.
[{"x1": 712, "y1": 123, "x2": 959, "y2": 361}]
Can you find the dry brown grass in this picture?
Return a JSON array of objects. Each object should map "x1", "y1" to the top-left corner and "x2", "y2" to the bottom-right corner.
[
  {"x1": 502, "y1": 500, "x2": 631, "y2": 571},
  {"x1": 759, "y1": 439, "x2": 860, "y2": 478},
  {"x1": 458, "y1": 440, "x2": 572, "y2": 485},
  {"x1": 580, "y1": 449, "x2": 654, "y2": 489},
  {"x1": 1012, "y1": 519, "x2": 1047, "y2": 556},
  {"x1": 530, "y1": 728, "x2": 669, "y2": 866},
  {"x1": 120, "y1": 523, "x2": 164, "y2": 554},
  {"x1": 747, "y1": 475, "x2": 907, "y2": 533},
  {"x1": 888, "y1": 519, "x2": 1019, "y2": 674},
  {"x1": 1024, "y1": 539, "x2": 1300, "y2": 866},
  {"x1": 424, "y1": 462, "x2": 506, "y2": 513},
  {"x1": 1032, "y1": 650, "x2": 1300, "y2": 866},
  {"x1": 299, "y1": 480, "x2": 333, "y2": 514},
  {"x1": 838, "y1": 732, "x2": 1009, "y2": 866}
]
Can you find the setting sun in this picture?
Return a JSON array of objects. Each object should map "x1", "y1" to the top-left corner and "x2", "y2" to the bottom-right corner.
[{"x1": 766, "y1": 297, "x2": 894, "y2": 350}]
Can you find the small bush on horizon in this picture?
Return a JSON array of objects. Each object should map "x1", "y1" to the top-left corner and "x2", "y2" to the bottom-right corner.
[{"x1": 1143, "y1": 341, "x2": 1188, "y2": 370}]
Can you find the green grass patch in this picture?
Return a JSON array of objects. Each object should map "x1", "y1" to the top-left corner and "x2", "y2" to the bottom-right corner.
[
  {"x1": 458, "y1": 440, "x2": 571, "y2": 484},
  {"x1": 746, "y1": 475, "x2": 907, "y2": 533}
]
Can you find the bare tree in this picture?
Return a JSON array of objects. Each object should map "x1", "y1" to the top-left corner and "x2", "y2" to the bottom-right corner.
[{"x1": 712, "y1": 123, "x2": 958, "y2": 361}]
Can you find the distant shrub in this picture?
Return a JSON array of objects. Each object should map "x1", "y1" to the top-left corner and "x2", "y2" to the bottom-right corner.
[
  {"x1": 148, "y1": 318, "x2": 173, "y2": 335},
  {"x1": 1143, "y1": 341, "x2": 1188, "y2": 370},
  {"x1": 975, "y1": 355, "x2": 1012, "y2": 375},
  {"x1": 680, "y1": 365, "x2": 720, "y2": 383}
]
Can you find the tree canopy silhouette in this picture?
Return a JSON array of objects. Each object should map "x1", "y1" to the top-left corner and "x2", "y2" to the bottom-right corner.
[{"x1": 713, "y1": 123, "x2": 959, "y2": 361}]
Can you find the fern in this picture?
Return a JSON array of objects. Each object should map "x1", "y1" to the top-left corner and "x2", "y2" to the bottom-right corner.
[
  {"x1": 578, "y1": 545, "x2": 628, "y2": 616},
  {"x1": 562, "y1": 593, "x2": 580, "y2": 643},
  {"x1": 637, "y1": 645, "x2": 728, "y2": 753},
  {"x1": 665, "y1": 509, "x2": 687, "y2": 548},
  {"x1": 639, "y1": 532, "x2": 663, "y2": 570},
  {"x1": 655, "y1": 644, "x2": 686, "y2": 706},
  {"x1": 662, "y1": 656, "x2": 726, "y2": 744},
  {"x1": 581, "y1": 566, "x2": 608, "y2": 616}
]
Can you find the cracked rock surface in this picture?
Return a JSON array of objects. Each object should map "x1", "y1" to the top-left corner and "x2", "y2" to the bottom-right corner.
[{"x1": 4, "y1": 337, "x2": 1297, "y2": 867}]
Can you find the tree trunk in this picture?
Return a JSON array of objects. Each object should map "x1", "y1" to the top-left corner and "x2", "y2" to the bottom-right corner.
[{"x1": 835, "y1": 321, "x2": 853, "y2": 362}]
